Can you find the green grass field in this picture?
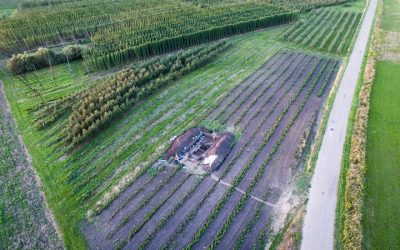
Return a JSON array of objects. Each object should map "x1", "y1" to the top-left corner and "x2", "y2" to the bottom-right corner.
[
  {"x1": 381, "y1": 0, "x2": 400, "y2": 32},
  {"x1": 362, "y1": 62, "x2": 400, "y2": 249},
  {"x1": 0, "y1": 7, "x2": 16, "y2": 19}
]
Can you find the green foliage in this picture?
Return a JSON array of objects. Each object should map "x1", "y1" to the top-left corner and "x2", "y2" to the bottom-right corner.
[
  {"x1": 200, "y1": 119, "x2": 225, "y2": 132},
  {"x1": 62, "y1": 44, "x2": 85, "y2": 61},
  {"x1": 65, "y1": 42, "x2": 229, "y2": 145},
  {"x1": 281, "y1": 8, "x2": 362, "y2": 55},
  {"x1": 0, "y1": 0, "x2": 346, "y2": 57},
  {"x1": 6, "y1": 45, "x2": 85, "y2": 75},
  {"x1": 85, "y1": 9, "x2": 298, "y2": 70}
]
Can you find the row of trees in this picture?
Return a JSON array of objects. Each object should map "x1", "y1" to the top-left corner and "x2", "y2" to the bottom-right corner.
[
  {"x1": 21, "y1": 0, "x2": 84, "y2": 9},
  {"x1": 85, "y1": 12, "x2": 298, "y2": 71},
  {"x1": 65, "y1": 41, "x2": 229, "y2": 145},
  {"x1": 6, "y1": 44, "x2": 85, "y2": 74},
  {"x1": 0, "y1": 0, "x2": 169, "y2": 55}
]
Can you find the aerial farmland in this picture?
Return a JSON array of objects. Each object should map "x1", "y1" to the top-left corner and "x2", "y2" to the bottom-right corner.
[{"x1": 0, "y1": 0, "x2": 397, "y2": 250}]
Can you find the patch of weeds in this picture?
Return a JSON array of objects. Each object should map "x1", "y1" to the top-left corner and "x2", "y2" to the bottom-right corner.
[
  {"x1": 147, "y1": 163, "x2": 165, "y2": 176},
  {"x1": 295, "y1": 174, "x2": 311, "y2": 194},
  {"x1": 200, "y1": 119, "x2": 225, "y2": 132}
]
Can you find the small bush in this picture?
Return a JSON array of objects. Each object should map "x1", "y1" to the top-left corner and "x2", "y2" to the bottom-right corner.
[{"x1": 62, "y1": 44, "x2": 84, "y2": 61}]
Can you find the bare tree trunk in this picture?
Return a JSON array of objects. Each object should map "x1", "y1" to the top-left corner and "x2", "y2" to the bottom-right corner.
[
  {"x1": 45, "y1": 42, "x2": 57, "y2": 85},
  {"x1": 18, "y1": 76, "x2": 45, "y2": 103}
]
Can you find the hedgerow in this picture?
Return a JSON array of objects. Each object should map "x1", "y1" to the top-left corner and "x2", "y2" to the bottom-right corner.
[
  {"x1": 65, "y1": 41, "x2": 229, "y2": 145},
  {"x1": 342, "y1": 12, "x2": 378, "y2": 248},
  {"x1": 85, "y1": 10, "x2": 298, "y2": 70},
  {"x1": 6, "y1": 45, "x2": 85, "y2": 75}
]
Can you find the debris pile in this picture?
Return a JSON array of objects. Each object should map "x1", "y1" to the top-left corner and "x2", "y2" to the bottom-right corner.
[{"x1": 164, "y1": 127, "x2": 234, "y2": 174}]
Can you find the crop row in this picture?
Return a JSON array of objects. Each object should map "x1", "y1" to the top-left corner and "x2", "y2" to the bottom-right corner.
[
  {"x1": 65, "y1": 41, "x2": 228, "y2": 146},
  {"x1": 231, "y1": 53, "x2": 308, "y2": 127},
  {"x1": 317, "y1": 60, "x2": 340, "y2": 96},
  {"x1": 106, "y1": 167, "x2": 181, "y2": 239},
  {"x1": 159, "y1": 180, "x2": 221, "y2": 249},
  {"x1": 108, "y1": 173, "x2": 158, "y2": 221},
  {"x1": 282, "y1": 9, "x2": 362, "y2": 55},
  {"x1": 185, "y1": 57, "x2": 325, "y2": 248},
  {"x1": 210, "y1": 49, "x2": 288, "y2": 121},
  {"x1": 238, "y1": 54, "x2": 311, "y2": 131},
  {"x1": 135, "y1": 177, "x2": 209, "y2": 250},
  {"x1": 121, "y1": 175, "x2": 197, "y2": 249},
  {"x1": 290, "y1": 9, "x2": 328, "y2": 44},
  {"x1": 0, "y1": 0, "x2": 185, "y2": 54},
  {"x1": 204, "y1": 57, "x2": 332, "y2": 248},
  {"x1": 298, "y1": 9, "x2": 337, "y2": 48},
  {"x1": 217, "y1": 54, "x2": 316, "y2": 180},
  {"x1": 218, "y1": 52, "x2": 297, "y2": 124},
  {"x1": 85, "y1": 9, "x2": 297, "y2": 70}
]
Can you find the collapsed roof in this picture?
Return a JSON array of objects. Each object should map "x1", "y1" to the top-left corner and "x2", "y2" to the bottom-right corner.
[{"x1": 164, "y1": 127, "x2": 234, "y2": 174}]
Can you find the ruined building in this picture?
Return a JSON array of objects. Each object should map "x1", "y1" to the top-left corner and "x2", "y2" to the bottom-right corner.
[{"x1": 164, "y1": 127, "x2": 234, "y2": 174}]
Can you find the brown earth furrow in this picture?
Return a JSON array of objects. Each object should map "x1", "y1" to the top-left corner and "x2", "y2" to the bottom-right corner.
[
  {"x1": 215, "y1": 199, "x2": 261, "y2": 248},
  {"x1": 223, "y1": 58, "x2": 321, "y2": 186},
  {"x1": 124, "y1": 175, "x2": 199, "y2": 249},
  {"x1": 191, "y1": 191, "x2": 244, "y2": 249},
  {"x1": 226, "y1": 53, "x2": 306, "y2": 127},
  {"x1": 170, "y1": 184, "x2": 229, "y2": 249},
  {"x1": 144, "y1": 177, "x2": 216, "y2": 249},
  {"x1": 106, "y1": 169, "x2": 176, "y2": 226},
  {"x1": 108, "y1": 170, "x2": 190, "y2": 244},
  {"x1": 236, "y1": 54, "x2": 312, "y2": 130},
  {"x1": 211, "y1": 55, "x2": 319, "y2": 180},
  {"x1": 218, "y1": 53, "x2": 297, "y2": 123},
  {"x1": 235, "y1": 58, "x2": 327, "y2": 191},
  {"x1": 239, "y1": 206, "x2": 272, "y2": 249},
  {"x1": 207, "y1": 50, "x2": 286, "y2": 120}
]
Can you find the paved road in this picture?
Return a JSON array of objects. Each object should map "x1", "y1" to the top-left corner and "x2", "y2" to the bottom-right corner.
[{"x1": 301, "y1": 0, "x2": 378, "y2": 249}]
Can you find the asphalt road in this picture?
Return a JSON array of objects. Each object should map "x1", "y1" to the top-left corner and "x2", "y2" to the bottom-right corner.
[{"x1": 301, "y1": 0, "x2": 378, "y2": 249}]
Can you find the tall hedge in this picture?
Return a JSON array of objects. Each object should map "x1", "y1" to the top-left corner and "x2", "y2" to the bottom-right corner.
[
  {"x1": 84, "y1": 12, "x2": 298, "y2": 71},
  {"x1": 65, "y1": 42, "x2": 229, "y2": 145},
  {"x1": 6, "y1": 44, "x2": 85, "y2": 75}
]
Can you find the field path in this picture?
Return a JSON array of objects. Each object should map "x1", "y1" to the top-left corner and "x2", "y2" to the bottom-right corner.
[{"x1": 301, "y1": 0, "x2": 378, "y2": 249}]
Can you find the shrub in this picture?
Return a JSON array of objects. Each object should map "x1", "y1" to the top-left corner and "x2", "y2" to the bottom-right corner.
[{"x1": 62, "y1": 44, "x2": 84, "y2": 61}]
